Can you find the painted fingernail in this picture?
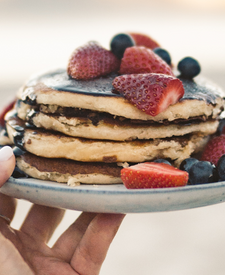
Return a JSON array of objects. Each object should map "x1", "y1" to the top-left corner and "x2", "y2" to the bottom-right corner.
[{"x1": 0, "y1": 146, "x2": 14, "y2": 161}]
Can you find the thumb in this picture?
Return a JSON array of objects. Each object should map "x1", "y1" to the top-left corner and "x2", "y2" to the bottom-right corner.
[{"x1": 0, "y1": 146, "x2": 15, "y2": 187}]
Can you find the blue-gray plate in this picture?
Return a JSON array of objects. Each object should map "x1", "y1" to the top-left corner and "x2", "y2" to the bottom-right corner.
[{"x1": 1, "y1": 177, "x2": 225, "y2": 213}]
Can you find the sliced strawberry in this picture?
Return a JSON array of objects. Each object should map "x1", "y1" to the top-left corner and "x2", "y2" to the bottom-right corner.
[
  {"x1": 119, "y1": 46, "x2": 173, "y2": 76},
  {"x1": 201, "y1": 134, "x2": 225, "y2": 165},
  {"x1": 0, "y1": 99, "x2": 16, "y2": 127},
  {"x1": 112, "y1": 73, "x2": 184, "y2": 116},
  {"x1": 129, "y1": 32, "x2": 160, "y2": 49},
  {"x1": 67, "y1": 41, "x2": 120, "y2": 80},
  {"x1": 121, "y1": 162, "x2": 188, "y2": 189}
]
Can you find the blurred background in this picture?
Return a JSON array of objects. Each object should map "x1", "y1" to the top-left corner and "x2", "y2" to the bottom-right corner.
[{"x1": 1, "y1": 0, "x2": 225, "y2": 274}]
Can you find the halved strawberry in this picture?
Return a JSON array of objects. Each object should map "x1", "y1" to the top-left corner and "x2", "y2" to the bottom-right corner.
[
  {"x1": 112, "y1": 73, "x2": 184, "y2": 116},
  {"x1": 67, "y1": 41, "x2": 120, "y2": 80},
  {"x1": 121, "y1": 162, "x2": 189, "y2": 189},
  {"x1": 119, "y1": 46, "x2": 173, "y2": 76},
  {"x1": 129, "y1": 32, "x2": 160, "y2": 49},
  {"x1": 0, "y1": 99, "x2": 16, "y2": 127},
  {"x1": 201, "y1": 134, "x2": 225, "y2": 165}
]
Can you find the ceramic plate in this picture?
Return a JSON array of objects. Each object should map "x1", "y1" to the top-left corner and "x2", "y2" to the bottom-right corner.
[{"x1": 1, "y1": 177, "x2": 225, "y2": 213}]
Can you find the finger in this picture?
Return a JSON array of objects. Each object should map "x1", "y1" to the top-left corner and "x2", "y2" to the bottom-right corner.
[
  {"x1": 0, "y1": 146, "x2": 15, "y2": 186},
  {"x1": 52, "y1": 212, "x2": 97, "y2": 262},
  {"x1": 0, "y1": 232, "x2": 33, "y2": 275},
  {"x1": 0, "y1": 146, "x2": 16, "y2": 224},
  {"x1": 20, "y1": 204, "x2": 65, "y2": 243},
  {"x1": 0, "y1": 193, "x2": 17, "y2": 225},
  {"x1": 71, "y1": 213, "x2": 125, "y2": 275}
]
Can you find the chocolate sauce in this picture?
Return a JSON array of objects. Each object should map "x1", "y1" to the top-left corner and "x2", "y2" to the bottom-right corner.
[
  {"x1": 7, "y1": 116, "x2": 25, "y2": 149},
  {"x1": 12, "y1": 146, "x2": 25, "y2": 157},
  {"x1": 12, "y1": 167, "x2": 29, "y2": 178},
  {"x1": 1, "y1": 129, "x2": 8, "y2": 137},
  {"x1": 25, "y1": 69, "x2": 122, "y2": 98},
  {"x1": 25, "y1": 122, "x2": 36, "y2": 129},
  {"x1": 13, "y1": 132, "x2": 24, "y2": 149},
  {"x1": 26, "y1": 109, "x2": 38, "y2": 126},
  {"x1": 21, "y1": 87, "x2": 37, "y2": 105},
  {"x1": 21, "y1": 69, "x2": 225, "y2": 105},
  {"x1": 35, "y1": 103, "x2": 216, "y2": 126},
  {"x1": 178, "y1": 76, "x2": 225, "y2": 104}
]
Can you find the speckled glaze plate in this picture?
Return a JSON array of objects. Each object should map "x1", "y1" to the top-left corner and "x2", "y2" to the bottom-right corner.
[{"x1": 1, "y1": 177, "x2": 225, "y2": 213}]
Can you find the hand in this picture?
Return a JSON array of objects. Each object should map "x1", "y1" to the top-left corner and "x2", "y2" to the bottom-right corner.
[{"x1": 0, "y1": 146, "x2": 125, "y2": 275}]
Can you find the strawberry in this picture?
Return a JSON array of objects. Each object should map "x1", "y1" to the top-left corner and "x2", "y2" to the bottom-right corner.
[
  {"x1": 0, "y1": 99, "x2": 16, "y2": 127},
  {"x1": 112, "y1": 73, "x2": 184, "y2": 116},
  {"x1": 121, "y1": 162, "x2": 188, "y2": 189},
  {"x1": 201, "y1": 134, "x2": 225, "y2": 165},
  {"x1": 119, "y1": 46, "x2": 174, "y2": 76},
  {"x1": 129, "y1": 32, "x2": 160, "y2": 49},
  {"x1": 67, "y1": 41, "x2": 120, "y2": 80}
]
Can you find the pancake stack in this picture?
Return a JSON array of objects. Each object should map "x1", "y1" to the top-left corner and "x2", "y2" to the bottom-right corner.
[{"x1": 4, "y1": 34, "x2": 225, "y2": 186}]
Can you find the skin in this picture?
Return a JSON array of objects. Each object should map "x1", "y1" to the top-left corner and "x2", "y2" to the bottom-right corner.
[{"x1": 0, "y1": 149, "x2": 125, "y2": 275}]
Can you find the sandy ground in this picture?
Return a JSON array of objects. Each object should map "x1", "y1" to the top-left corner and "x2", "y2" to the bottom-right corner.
[{"x1": 1, "y1": 1, "x2": 225, "y2": 274}]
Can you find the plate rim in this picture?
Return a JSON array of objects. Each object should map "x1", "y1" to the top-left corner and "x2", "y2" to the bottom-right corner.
[
  {"x1": 2, "y1": 177, "x2": 225, "y2": 213},
  {"x1": 5, "y1": 176, "x2": 225, "y2": 195}
]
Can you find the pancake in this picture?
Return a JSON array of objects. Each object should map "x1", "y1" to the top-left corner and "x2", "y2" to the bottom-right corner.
[
  {"x1": 4, "y1": 56, "x2": 225, "y2": 184},
  {"x1": 6, "y1": 112, "x2": 209, "y2": 167},
  {"x1": 16, "y1": 100, "x2": 219, "y2": 141},
  {"x1": 16, "y1": 152, "x2": 123, "y2": 185},
  {"x1": 17, "y1": 69, "x2": 224, "y2": 122}
]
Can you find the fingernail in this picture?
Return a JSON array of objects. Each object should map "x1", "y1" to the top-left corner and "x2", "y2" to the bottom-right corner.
[{"x1": 0, "y1": 146, "x2": 14, "y2": 161}]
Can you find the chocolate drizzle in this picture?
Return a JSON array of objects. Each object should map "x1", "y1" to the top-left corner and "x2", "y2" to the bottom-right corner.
[
  {"x1": 7, "y1": 113, "x2": 25, "y2": 149},
  {"x1": 21, "y1": 69, "x2": 225, "y2": 105},
  {"x1": 13, "y1": 132, "x2": 24, "y2": 149},
  {"x1": 33, "y1": 103, "x2": 216, "y2": 127},
  {"x1": 21, "y1": 87, "x2": 37, "y2": 105},
  {"x1": 12, "y1": 167, "x2": 29, "y2": 178},
  {"x1": 178, "y1": 76, "x2": 225, "y2": 104},
  {"x1": 25, "y1": 69, "x2": 121, "y2": 98},
  {"x1": 26, "y1": 109, "x2": 38, "y2": 126},
  {"x1": 1, "y1": 129, "x2": 8, "y2": 137},
  {"x1": 13, "y1": 146, "x2": 25, "y2": 157}
]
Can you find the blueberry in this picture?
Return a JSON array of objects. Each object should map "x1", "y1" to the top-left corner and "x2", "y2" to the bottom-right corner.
[
  {"x1": 110, "y1": 33, "x2": 135, "y2": 59},
  {"x1": 216, "y1": 155, "x2": 225, "y2": 181},
  {"x1": 188, "y1": 161, "x2": 217, "y2": 185},
  {"x1": 153, "y1": 159, "x2": 171, "y2": 165},
  {"x1": 179, "y1": 158, "x2": 199, "y2": 173},
  {"x1": 153, "y1": 47, "x2": 171, "y2": 66},
  {"x1": 217, "y1": 118, "x2": 225, "y2": 135},
  {"x1": 178, "y1": 57, "x2": 201, "y2": 79}
]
